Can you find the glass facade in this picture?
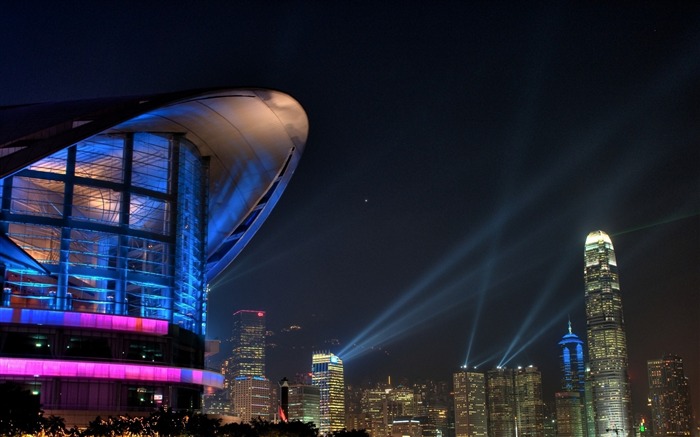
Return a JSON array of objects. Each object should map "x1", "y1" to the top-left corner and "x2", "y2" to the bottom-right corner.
[
  {"x1": 584, "y1": 231, "x2": 632, "y2": 437},
  {"x1": 0, "y1": 133, "x2": 207, "y2": 335},
  {"x1": 453, "y1": 370, "x2": 487, "y2": 437},
  {"x1": 312, "y1": 352, "x2": 345, "y2": 434},
  {"x1": 487, "y1": 367, "x2": 516, "y2": 437},
  {"x1": 647, "y1": 355, "x2": 693, "y2": 437},
  {"x1": 0, "y1": 87, "x2": 308, "y2": 425},
  {"x1": 230, "y1": 310, "x2": 266, "y2": 377}
]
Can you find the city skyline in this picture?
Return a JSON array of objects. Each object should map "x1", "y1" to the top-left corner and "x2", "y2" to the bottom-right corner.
[{"x1": 2, "y1": 0, "x2": 698, "y2": 425}]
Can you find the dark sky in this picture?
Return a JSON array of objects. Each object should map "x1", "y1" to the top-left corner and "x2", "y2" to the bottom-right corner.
[{"x1": 2, "y1": 1, "x2": 698, "y2": 419}]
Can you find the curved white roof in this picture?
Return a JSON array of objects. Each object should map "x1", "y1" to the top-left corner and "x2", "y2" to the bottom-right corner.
[
  {"x1": 585, "y1": 230, "x2": 613, "y2": 247},
  {"x1": 0, "y1": 88, "x2": 309, "y2": 281}
]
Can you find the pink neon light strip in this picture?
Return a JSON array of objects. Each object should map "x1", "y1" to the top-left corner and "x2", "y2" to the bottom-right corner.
[
  {"x1": 0, "y1": 308, "x2": 168, "y2": 335},
  {"x1": 0, "y1": 357, "x2": 223, "y2": 388}
]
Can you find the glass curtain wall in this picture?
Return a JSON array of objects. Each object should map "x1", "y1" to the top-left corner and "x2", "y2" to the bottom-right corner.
[{"x1": 0, "y1": 132, "x2": 208, "y2": 334}]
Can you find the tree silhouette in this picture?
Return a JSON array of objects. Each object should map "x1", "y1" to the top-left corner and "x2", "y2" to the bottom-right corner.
[
  {"x1": 41, "y1": 414, "x2": 67, "y2": 436},
  {"x1": 0, "y1": 382, "x2": 43, "y2": 436},
  {"x1": 219, "y1": 421, "x2": 257, "y2": 437},
  {"x1": 148, "y1": 407, "x2": 186, "y2": 437}
]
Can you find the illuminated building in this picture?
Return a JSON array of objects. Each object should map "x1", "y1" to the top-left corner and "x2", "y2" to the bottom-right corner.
[
  {"x1": 312, "y1": 351, "x2": 345, "y2": 434},
  {"x1": 486, "y1": 367, "x2": 516, "y2": 437},
  {"x1": 584, "y1": 231, "x2": 632, "y2": 437},
  {"x1": 514, "y1": 366, "x2": 545, "y2": 437},
  {"x1": 453, "y1": 369, "x2": 487, "y2": 437},
  {"x1": 361, "y1": 383, "x2": 421, "y2": 437},
  {"x1": 647, "y1": 355, "x2": 693, "y2": 437},
  {"x1": 559, "y1": 321, "x2": 586, "y2": 396},
  {"x1": 288, "y1": 383, "x2": 321, "y2": 426},
  {"x1": 556, "y1": 321, "x2": 586, "y2": 437},
  {"x1": 555, "y1": 391, "x2": 584, "y2": 437},
  {"x1": 0, "y1": 88, "x2": 308, "y2": 425},
  {"x1": 392, "y1": 416, "x2": 438, "y2": 437},
  {"x1": 232, "y1": 376, "x2": 271, "y2": 420},
  {"x1": 230, "y1": 310, "x2": 269, "y2": 420},
  {"x1": 361, "y1": 385, "x2": 390, "y2": 437},
  {"x1": 231, "y1": 310, "x2": 266, "y2": 378}
]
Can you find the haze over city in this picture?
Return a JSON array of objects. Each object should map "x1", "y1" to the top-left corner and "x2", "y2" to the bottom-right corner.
[{"x1": 2, "y1": 0, "x2": 698, "y2": 423}]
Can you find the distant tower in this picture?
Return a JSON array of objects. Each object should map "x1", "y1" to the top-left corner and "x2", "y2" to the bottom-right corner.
[
  {"x1": 584, "y1": 231, "x2": 632, "y2": 437},
  {"x1": 556, "y1": 321, "x2": 586, "y2": 437},
  {"x1": 647, "y1": 355, "x2": 693, "y2": 437},
  {"x1": 487, "y1": 368, "x2": 516, "y2": 437},
  {"x1": 230, "y1": 310, "x2": 270, "y2": 420},
  {"x1": 312, "y1": 351, "x2": 346, "y2": 434},
  {"x1": 453, "y1": 368, "x2": 488, "y2": 437},
  {"x1": 514, "y1": 366, "x2": 545, "y2": 437},
  {"x1": 279, "y1": 378, "x2": 290, "y2": 422}
]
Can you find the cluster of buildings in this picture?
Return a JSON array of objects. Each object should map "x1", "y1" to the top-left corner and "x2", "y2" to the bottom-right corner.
[
  {"x1": 452, "y1": 231, "x2": 694, "y2": 437},
  {"x1": 0, "y1": 91, "x2": 693, "y2": 437},
  {"x1": 204, "y1": 231, "x2": 694, "y2": 437}
]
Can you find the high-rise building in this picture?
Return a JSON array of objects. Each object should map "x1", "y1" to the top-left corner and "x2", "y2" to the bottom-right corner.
[
  {"x1": 288, "y1": 383, "x2": 321, "y2": 426},
  {"x1": 232, "y1": 376, "x2": 271, "y2": 420},
  {"x1": 584, "y1": 231, "x2": 633, "y2": 437},
  {"x1": 231, "y1": 310, "x2": 266, "y2": 378},
  {"x1": 556, "y1": 391, "x2": 584, "y2": 437},
  {"x1": 0, "y1": 89, "x2": 308, "y2": 426},
  {"x1": 647, "y1": 355, "x2": 693, "y2": 437},
  {"x1": 230, "y1": 310, "x2": 269, "y2": 420},
  {"x1": 312, "y1": 351, "x2": 346, "y2": 434},
  {"x1": 453, "y1": 369, "x2": 487, "y2": 437},
  {"x1": 559, "y1": 321, "x2": 586, "y2": 395},
  {"x1": 514, "y1": 366, "x2": 545, "y2": 437},
  {"x1": 557, "y1": 321, "x2": 586, "y2": 437},
  {"x1": 362, "y1": 384, "x2": 390, "y2": 437},
  {"x1": 392, "y1": 416, "x2": 438, "y2": 437},
  {"x1": 487, "y1": 367, "x2": 516, "y2": 437}
]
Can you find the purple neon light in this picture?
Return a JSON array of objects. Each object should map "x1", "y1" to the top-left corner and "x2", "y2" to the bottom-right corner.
[
  {"x1": 0, "y1": 308, "x2": 168, "y2": 335},
  {"x1": 0, "y1": 357, "x2": 223, "y2": 388}
]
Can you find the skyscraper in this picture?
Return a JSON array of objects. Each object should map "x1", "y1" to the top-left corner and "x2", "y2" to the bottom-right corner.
[
  {"x1": 453, "y1": 369, "x2": 487, "y2": 437},
  {"x1": 584, "y1": 231, "x2": 632, "y2": 437},
  {"x1": 288, "y1": 383, "x2": 321, "y2": 426},
  {"x1": 486, "y1": 367, "x2": 516, "y2": 437},
  {"x1": 556, "y1": 321, "x2": 586, "y2": 437},
  {"x1": 231, "y1": 310, "x2": 267, "y2": 378},
  {"x1": 514, "y1": 366, "x2": 545, "y2": 437},
  {"x1": 312, "y1": 351, "x2": 346, "y2": 434},
  {"x1": 555, "y1": 392, "x2": 584, "y2": 437},
  {"x1": 230, "y1": 310, "x2": 269, "y2": 420},
  {"x1": 0, "y1": 88, "x2": 308, "y2": 426},
  {"x1": 559, "y1": 321, "x2": 586, "y2": 395},
  {"x1": 647, "y1": 355, "x2": 693, "y2": 437}
]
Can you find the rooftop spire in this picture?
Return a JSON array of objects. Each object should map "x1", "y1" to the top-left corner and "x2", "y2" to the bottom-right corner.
[{"x1": 568, "y1": 317, "x2": 572, "y2": 334}]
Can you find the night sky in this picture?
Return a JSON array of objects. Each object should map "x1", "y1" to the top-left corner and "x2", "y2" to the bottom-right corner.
[{"x1": 2, "y1": 1, "x2": 698, "y2": 419}]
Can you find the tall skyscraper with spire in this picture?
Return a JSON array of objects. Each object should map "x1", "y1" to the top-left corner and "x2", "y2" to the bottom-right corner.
[
  {"x1": 584, "y1": 231, "x2": 632, "y2": 437},
  {"x1": 556, "y1": 321, "x2": 586, "y2": 437}
]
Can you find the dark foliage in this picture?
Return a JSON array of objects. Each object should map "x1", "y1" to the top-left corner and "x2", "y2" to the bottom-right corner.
[{"x1": 0, "y1": 382, "x2": 43, "y2": 436}]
